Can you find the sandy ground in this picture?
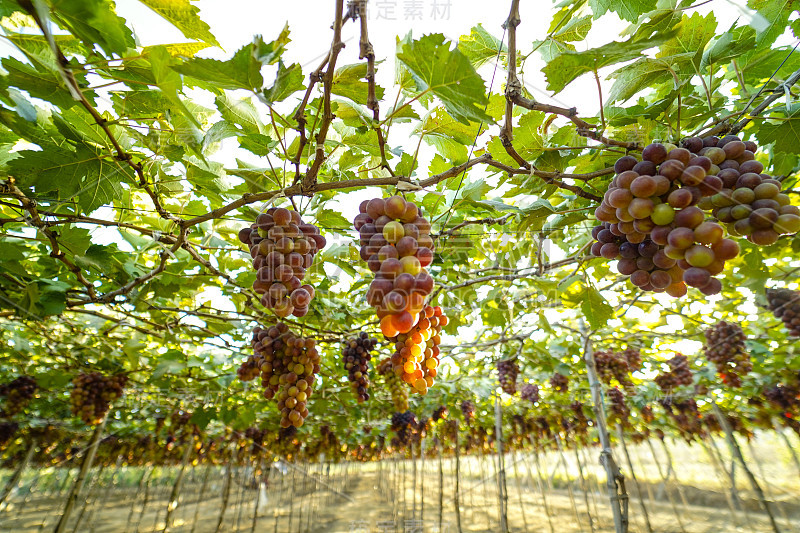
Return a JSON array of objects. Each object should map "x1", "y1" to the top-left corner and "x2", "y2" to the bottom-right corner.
[{"x1": 2, "y1": 447, "x2": 799, "y2": 532}]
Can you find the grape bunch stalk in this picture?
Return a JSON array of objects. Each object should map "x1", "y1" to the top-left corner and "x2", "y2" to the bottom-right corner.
[
  {"x1": 377, "y1": 357, "x2": 409, "y2": 412},
  {"x1": 497, "y1": 359, "x2": 519, "y2": 395},
  {"x1": 70, "y1": 372, "x2": 128, "y2": 425},
  {"x1": 654, "y1": 354, "x2": 693, "y2": 392},
  {"x1": 0, "y1": 375, "x2": 37, "y2": 416},
  {"x1": 703, "y1": 321, "x2": 752, "y2": 387},
  {"x1": 238, "y1": 207, "x2": 326, "y2": 318},
  {"x1": 766, "y1": 288, "x2": 800, "y2": 337},
  {"x1": 342, "y1": 332, "x2": 378, "y2": 403},
  {"x1": 237, "y1": 322, "x2": 320, "y2": 428},
  {"x1": 354, "y1": 196, "x2": 435, "y2": 337},
  {"x1": 592, "y1": 135, "x2": 798, "y2": 297}
]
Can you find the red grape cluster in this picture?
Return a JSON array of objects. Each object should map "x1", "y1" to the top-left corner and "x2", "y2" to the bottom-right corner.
[
  {"x1": 460, "y1": 399, "x2": 475, "y2": 424},
  {"x1": 699, "y1": 142, "x2": 800, "y2": 245},
  {"x1": 654, "y1": 354, "x2": 693, "y2": 392},
  {"x1": 704, "y1": 321, "x2": 751, "y2": 387},
  {"x1": 354, "y1": 196, "x2": 435, "y2": 337},
  {"x1": 391, "y1": 410, "x2": 418, "y2": 446},
  {"x1": 590, "y1": 135, "x2": 798, "y2": 296},
  {"x1": 0, "y1": 376, "x2": 37, "y2": 416},
  {"x1": 0, "y1": 421, "x2": 18, "y2": 445},
  {"x1": 594, "y1": 350, "x2": 636, "y2": 387},
  {"x1": 497, "y1": 359, "x2": 519, "y2": 395},
  {"x1": 640, "y1": 405, "x2": 655, "y2": 423},
  {"x1": 432, "y1": 405, "x2": 448, "y2": 422},
  {"x1": 70, "y1": 372, "x2": 128, "y2": 424},
  {"x1": 764, "y1": 383, "x2": 799, "y2": 411},
  {"x1": 387, "y1": 305, "x2": 447, "y2": 395},
  {"x1": 766, "y1": 288, "x2": 800, "y2": 337},
  {"x1": 606, "y1": 386, "x2": 630, "y2": 425},
  {"x1": 342, "y1": 333, "x2": 378, "y2": 403},
  {"x1": 238, "y1": 322, "x2": 320, "y2": 428},
  {"x1": 377, "y1": 357, "x2": 409, "y2": 411},
  {"x1": 660, "y1": 398, "x2": 703, "y2": 439},
  {"x1": 550, "y1": 372, "x2": 569, "y2": 392},
  {"x1": 238, "y1": 207, "x2": 325, "y2": 318},
  {"x1": 520, "y1": 383, "x2": 540, "y2": 404}
]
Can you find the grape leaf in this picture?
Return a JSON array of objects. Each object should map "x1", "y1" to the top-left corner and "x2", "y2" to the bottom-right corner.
[
  {"x1": 580, "y1": 286, "x2": 614, "y2": 330},
  {"x1": 50, "y1": 0, "x2": 135, "y2": 56},
  {"x1": 543, "y1": 34, "x2": 673, "y2": 94},
  {"x1": 138, "y1": 0, "x2": 219, "y2": 47},
  {"x1": 397, "y1": 33, "x2": 490, "y2": 124},
  {"x1": 589, "y1": 0, "x2": 653, "y2": 22},
  {"x1": 458, "y1": 24, "x2": 507, "y2": 67},
  {"x1": 261, "y1": 62, "x2": 304, "y2": 104},
  {"x1": 172, "y1": 42, "x2": 265, "y2": 91},
  {"x1": 331, "y1": 63, "x2": 385, "y2": 106}
]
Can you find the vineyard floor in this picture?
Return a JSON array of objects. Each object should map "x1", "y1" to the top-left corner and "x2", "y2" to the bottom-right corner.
[{"x1": 2, "y1": 437, "x2": 799, "y2": 532}]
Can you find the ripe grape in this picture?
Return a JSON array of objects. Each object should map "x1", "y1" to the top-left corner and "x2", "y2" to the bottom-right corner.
[
  {"x1": 704, "y1": 321, "x2": 751, "y2": 387},
  {"x1": 342, "y1": 333, "x2": 378, "y2": 403},
  {"x1": 0, "y1": 376, "x2": 37, "y2": 416},
  {"x1": 766, "y1": 288, "x2": 800, "y2": 337},
  {"x1": 70, "y1": 373, "x2": 127, "y2": 425},
  {"x1": 497, "y1": 359, "x2": 519, "y2": 395}
]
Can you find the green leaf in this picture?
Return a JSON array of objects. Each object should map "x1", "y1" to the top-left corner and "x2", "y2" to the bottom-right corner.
[
  {"x1": 543, "y1": 34, "x2": 673, "y2": 94},
  {"x1": 753, "y1": 105, "x2": 800, "y2": 155},
  {"x1": 607, "y1": 58, "x2": 677, "y2": 103},
  {"x1": 215, "y1": 93, "x2": 264, "y2": 135},
  {"x1": 580, "y1": 286, "x2": 614, "y2": 330},
  {"x1": 149, "y1": 46, "x2": 200, "y2": 128},
  {"x1": 2, "y1": 57, "x2": 77, "y2": 109},
  {"x1": 657, "y1": 12, "x2": 717, "y2": 71},
  {"x1": 589, "y1": 0, "x2": 652, "y2": 22},
  {"x1": 458, "y1": 24, "x2": 507, "y2": 67},
  {"x1": 172, "y1": 42, "x2": 265, "y2": 90},
  {"x1": 252, "y1": 25, "x2": 291, "y2": 65},
  {"x1": 554, "y1": 15, "x2": 593, "y2": 42},
  {"x1": 261, "y1": 62, "x2": 304, "y2": 104},
  {"x1": 701, "y1": 25, "x2": 756, "y2": 69},
  {"x1": 397, "y1": 33, "x2": 490, "y2": 124},
  {"x1": 138, "y1": 0, "x2": 220, "y2": 46},
  {"x1": 331, "y1": 62, "x2": 385, "y2": 106},
  {"x1": 51, "y1": 0, "x2": 134, "y2": 56}
]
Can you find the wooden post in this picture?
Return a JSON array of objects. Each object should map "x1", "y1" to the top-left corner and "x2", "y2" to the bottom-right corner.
[
  {"x1": 453, "y1": 423, "x2": 462, "y2": 533},
  {"x1": 0, "y1": 438, "x2": 37, "y2": 510},
  {"x1": 554, "y1": 433, "x2": 585, "y2": 533},
  {"x1": 571, "y1": 439, "x2": 597, "y2": 533},
  {"x1": 512, "y1": 450, "x2": 529, "y2": 531},
  {"x1": 494, "y1": 395, "x2": 509, "y2": 533},
  {"x1": 712, "y1": 402, "x2": 782, "y2": 533},
  {"x1": 163, "y1": 438, "x2": 194, "y2": 532},
  {"x1": 438, "y1": 443, "x2": 444, "y2": 533},
  {"x1": 581, "y1": 324, "x2": 628, "y2": 533},
  {"x1": 54, "y1": 414, "x2": 108, "y2": 533},
  {"x1": 615, "y1": 425, "x2": 653, "y2": 533}
]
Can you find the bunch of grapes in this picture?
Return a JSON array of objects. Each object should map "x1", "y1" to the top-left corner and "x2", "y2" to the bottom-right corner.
[
  {"x1": 550, "y1": 372, "x2": 569, "y2": 393},
  {"x1": 0, "y1": 375, "x2": 37, "y2": 416},
  {"x1": 342, "y1": 333, "x2": 378, "y2": 403},
  {"x1": 70, "y1": 372, "x2": 127, "y2": 424},
  {"x1": 520, "y1": 383, "x2": 540, "y2": 404},
  {"x1": 590, "y1": 134, "x2": 800, "y2": 296},
  {"x1": 570, "y1": 401, "x2": 591, "y2": 434},
  {"x1": 377, "y1": 357, "x2": 409, "y2": 412},
  {"x1": 238, "y1": 207, "x2": 325, "y2": 318},
  {"x1": 640, "y1": 405, "x2": 655, "y2": 424},
  {"x1": 497, "y1": 359, "x2": 519, "y2": 395},
  {"x1": 391, "y1": 410, "x2": 418, "y2": 446},
  {"x1": 0, "y1": 421, "x2": 18, "y2": 445},
  {"x1": 238, "y1": 322, "x2": 320, "y2": 428},
  {"x1": 704, "y1": 321, "x2": 751, "y2": 387},
  {"x1": 432, "y1": 405, "x2": 448, "y2": 422},
  {"x1": 460, "y1": 399, "x2": 475, "y2": 424},
  {"x1": 354, "y1": 196, "x2": 436, "y2": 337},
  {"x1": 606, "y1": 387, "x2": 630, "y2": 425},
  {"x1": 594, "y1": 350, "x2": 635, "y2": 387},
  {"x1": 764, "y1": 383, "x2": 800, "y2": 411},
  {"x1": 387, "y1": 305, "x2": 447, "y2": 395},
  {"x1": 660, "y1": 398, "x2": 703, "y2": 439},
  {"x1": 766, "y1": 288, "x2": 800, "y2": 337},
  {"x1": 654, "y1": 354, "x2": 693, "y2": 392}
]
